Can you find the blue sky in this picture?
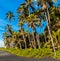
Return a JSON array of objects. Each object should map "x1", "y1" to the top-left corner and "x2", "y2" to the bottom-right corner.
[
  {"x1": 0, "y1": 0, "x2": 25, "y2": 41},
  {"x1": 0, "y1": 0, "x2": 60, "y2": 47}
]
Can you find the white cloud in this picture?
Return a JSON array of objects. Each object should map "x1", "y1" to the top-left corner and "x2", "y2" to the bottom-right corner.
[{"x1": 0, "y1": 40, "x2": 5, "y2": 47}]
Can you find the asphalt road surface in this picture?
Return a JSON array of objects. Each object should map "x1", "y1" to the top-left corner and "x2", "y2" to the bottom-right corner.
[{"x1": 0, "y1": 50, "x2": 60, "y2": 61}]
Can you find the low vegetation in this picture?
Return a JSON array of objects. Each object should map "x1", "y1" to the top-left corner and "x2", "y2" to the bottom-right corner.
[{"x1": 0, "y1": 48, "x2": 60, "y2": 59}]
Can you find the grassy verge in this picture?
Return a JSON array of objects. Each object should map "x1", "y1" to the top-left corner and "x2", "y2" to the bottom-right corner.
[{"x1": 0, "y1": 48, "x2": 60, "y2": 59}]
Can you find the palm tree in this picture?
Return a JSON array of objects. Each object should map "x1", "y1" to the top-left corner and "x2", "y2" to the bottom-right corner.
[
  {"x1": 17, "y1": 1, "x2": 36, "y2": 49},
  {"x1": 6, "y1": 11, "x2": 14, "y2": 23},
  {"x1": 6, "y1": 24, "x2": 13, "y2": 35},
  {"x1": 12, "y1": 32, "x2": 17, "y2": 48},
  {"x1": 27, "y1": 14, "x2": 41, "y2": 49},
  {"x1": 45, "y1": 12, "x2": 56, "y2": 56},
  {"x1": 18, "y1": 32, "x2": 23, "y2": 49},
  {"x1": 35, "y1": 0, "x2": 56, "y2": 55},
  {"x1": 17, "y1": 4, "x2": 28, "y2": 49},
  {"x1": 27, "y1": 14, "x2": 36, "y2": 49},
  {"x1": 17, "y1": 0, "x2": 35, "y2": 16},
  {"x1": 4, "y1": 24, "x2": 13, "y2": 47},
  {"x1": 4, "y1": 33, "x2": 10, "y2": 48},
  {"x1": 17, "y1": 4, "x2": 29, "y2": 18},
  {"x1": 18, "y1": 20, "x2": 27, "y2": 48},
  {"x1": 5, "y1": 11, "x2": 14, "y2": 47},
  {"x1": 5, "y1": 11, "x2": 14, "y2": 45},
  {"x1": 25, "y1": 0, "x2": 35, "y2": 12},
  {"x1": 24, "y1": 31, "x2": 31, "y2": 48}
]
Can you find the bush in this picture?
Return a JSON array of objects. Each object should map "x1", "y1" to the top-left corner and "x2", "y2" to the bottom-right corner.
[{"x1": 0, "y1": 48, "x2": 60, "y2": 59}]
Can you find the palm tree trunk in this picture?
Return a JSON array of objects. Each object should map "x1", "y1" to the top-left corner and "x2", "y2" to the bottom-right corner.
[
  {"x1": 19, "y1": 39, "x2": 22, "y2": 49},
  {"x1": 36, "y1": 33, "x2": 40, "y2": 49},
  {"x1": 43, "y1": 32, "x2": 47, "y2": 43},
  {"x1": 19, "y1": 43, "x2": 22, "y2": 49},
  {"x1": 32, "y1": 23, "x2": 37, "y2": 49},
  {"x1": 27, "y1": 33, "x2": 31, "y2": 47},
  {"x1": 23, "y1": 34, "x2": 27, "y2": 48},
  {"x1": 32, "y1": 32, "x2": 36, "y2": 49},
  {"x1": 47, "y1": 23, "x2": 56, "y2": 56},
  {"x1": 45, "y1": 6, "x2": 56, "y2": 56},
  {"x1": 20, "y1": 26, "x2": 27, "y2": 49}
]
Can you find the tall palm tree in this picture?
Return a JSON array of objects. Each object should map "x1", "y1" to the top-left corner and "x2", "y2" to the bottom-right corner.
[
  {"x1": 27, "y1": 14, "x2": 36, "y2": 49},
  {"x1": 12, "y1": 32, "x2": 17, "y2": 48},
  {"x1": 5, "y1": 24, "x2": 13, "y2": 48},
  {"x1": 35, "y1": 0, "x2": 56, "y2": 55},
  {"x1": 5, "y1": 11, "x2": 14, "y2": 36},
  {"x1": 45, "y1": 12, "x2": 56, "y2": 56},
  {"x1": 4, "y1": 33, "x2": 10, "y2": 48},
  {"x1": 17, "y1": 1, "x2": 36, "y2": 49},
  {"x1": 17, "y1": 4, "x2": 28, "y2": 49},
  {"x1": 6, "y1": 11, "x2": 14, "y2": 23},
  {"x1": 5, "y1": 11, "x2": 14, "y2": 48},
  {"x1": 27, "y1": 14, "x2": 41, "y2": 49},
  {"x1": 6, "y1": 24, "x2": 13, "y2": 35},
  {"x1": 18, "y1": 20, "x2": 27, "y2": 48}
]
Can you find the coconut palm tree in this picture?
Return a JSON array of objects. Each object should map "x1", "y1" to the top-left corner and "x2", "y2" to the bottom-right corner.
[
  {"x1": 26, "y1": 14, "x2": 36, "y2": 49},
  {"x1": 6, "y1": 24, "x2": 13, "y2": 35},
  {"x1": 25, "y1": 0, "x2": 35, "y2": 12},
  {"x1": 6, "y1": 11, "x2": 14, "y2": 23},
  {"x1": 17, "y1": 3, "x2": 29, "y2": 18},
  {"x1": 18, "y1": 19, "x2": 27, "y2": 48},
  {"x1": 45, "y1": 12, "x2": 56, "y2": 56},
  {"x1": 4, "y1": 24, "x2": 13, "y2": 47},
  {"x1": 27, "y1": 14, "x2": 41, "y2": 49},
  {"x1": 37, "y1": 0, "x2": 56, "y2": 55},
  {"x1": 4, "y1": 32, "x2": 10, "y2": 48}
]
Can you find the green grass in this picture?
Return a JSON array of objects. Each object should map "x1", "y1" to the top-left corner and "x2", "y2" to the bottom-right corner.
[{"x1": 0, "y1": 48, "x2": 60, "y2": 59}]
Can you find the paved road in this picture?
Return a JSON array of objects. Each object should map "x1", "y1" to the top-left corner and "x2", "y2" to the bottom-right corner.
[{"x1": 0, "y1": 50, "x2": 60, "y2": 61}]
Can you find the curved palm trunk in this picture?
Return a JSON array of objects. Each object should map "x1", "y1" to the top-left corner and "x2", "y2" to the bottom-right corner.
[
  {"x1": 6, "y1": 41, "x2": 10, "y2": 48},
  {"x1": 32, "y1": 32, "x2": 36, "y2": 49},
  {"x1": 23, "y1": 34, "x2": 27, "y2": 48},
  {"x1": 47, "y1": 23, "x2": 56, "y2": 56},
  {"x1": 32, "y1": 23, "x2": 40, "y2": 49},
  {"x1": 43, "y1": 32, "x2": 47, "y2": 43},
  {"x1": 19, "y1": 42, "x2": 22, "y2": 49},
  {"x1": 45, "y1": 6, "x2": 56, "y2": 56},
  {"x1": 27, "y1": 33, "x2": 31, "y2": 47},
  {"x1": 17, "y1": 39, "x2": 22, "y2": 49},
  {"x1": 36, "y1": 33, "x2": 40, "y2": 49},
  {"x1": 15, "y1": 40, "x2": 22, "y2": 49}
]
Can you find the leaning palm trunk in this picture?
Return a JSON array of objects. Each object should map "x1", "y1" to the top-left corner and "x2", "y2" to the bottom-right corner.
[
  {"x1": 27, "y1": 33, "x2": 31, "y2": 47},
  {"x1": 32, "y1": 23, "x2": 37, "y2": 49},
  {"x1": 43, "y1": 32, "x2": 47, "y2": 43},
  {"x1": 18, "y1": 39, "x2": 22, "y2": 49},
  {"x1": 15, "y1": 38, "x2": 22, "y2": 49},
  {"x1": 36, "y1": 33, "x2": 40, "y2": 49},
  {"x1": 32, "y1": 32, "x2": 36, "y2": 49},
  {"x1": 45, "y1": 6, "x2": 56, "y2": 56},
  {"x1": 47, "y1": 23, "x2": 56, "y2": 56},
  {"x1": 23, "y1": 34, "x2": 27, "y2": 48}
]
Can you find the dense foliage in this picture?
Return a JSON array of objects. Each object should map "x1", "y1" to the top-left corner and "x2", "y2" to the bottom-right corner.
[
  {"x1": 4, "y1": 0, "x2": 60, "y2": 56},
  {"x1": 0, "y1": 48, "x2": 60, "y2": 59}
]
